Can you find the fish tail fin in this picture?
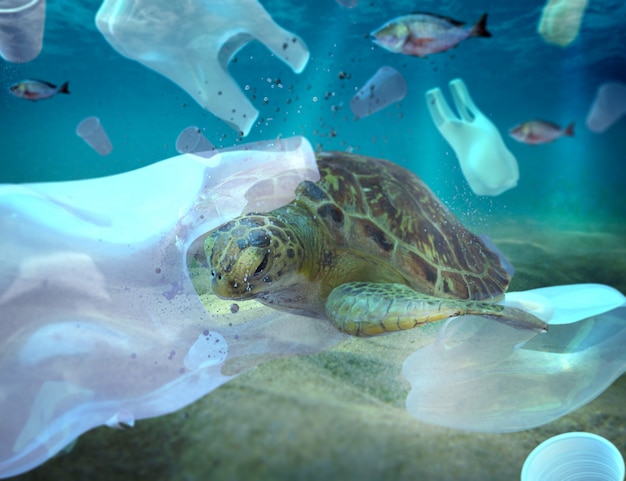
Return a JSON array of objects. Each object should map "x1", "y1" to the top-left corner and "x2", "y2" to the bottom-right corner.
[
  {"x1": 58, "y1": 81, "x2": 70, "y2": 95},
  {"x1": 471, "y1": 13, "x2": 491, "y2": 38},
  {"x1": 564, "y1": 122, "x2": 575, "y2": 137}
]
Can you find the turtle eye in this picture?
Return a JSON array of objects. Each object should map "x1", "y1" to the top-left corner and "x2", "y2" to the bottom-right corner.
[{"x1": 254, "y1": 253, "x2": 269, "y2": 276}]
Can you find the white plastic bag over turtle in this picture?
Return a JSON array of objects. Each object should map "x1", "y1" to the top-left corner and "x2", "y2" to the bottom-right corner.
[
  {"x1": 0, "y1": 136, "x2": 348, "y2": 479},
  {"x1": 95, "y1": 0, "x2": 309, "y2": 136},
  {"x1": 426, "y1": 78, "x2": 519, "y2": 196},
  {"x1": 403, "y1": 284, "x2": 626, "y2": 433}
]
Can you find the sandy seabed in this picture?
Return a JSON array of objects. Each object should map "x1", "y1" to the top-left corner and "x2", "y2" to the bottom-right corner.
[{"x1": 13, "y1": 218, "x2": 626, "y2": 481}]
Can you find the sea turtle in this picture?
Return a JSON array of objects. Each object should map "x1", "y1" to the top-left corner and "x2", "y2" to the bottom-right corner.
[{"x1": 202, "y1": 151, "x2": 547, "y2": 336}]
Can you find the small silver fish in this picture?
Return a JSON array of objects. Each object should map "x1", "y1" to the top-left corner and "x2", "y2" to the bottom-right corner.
[
  {"x1": 371, "y1": 12, "x2": 491, "y2": 57},
  {"x1": 8, "y1": 79, "x2": 70, "y2": 101},
  {"x1": 509, "y1": 120, "x2": 575, "y2": 145}
]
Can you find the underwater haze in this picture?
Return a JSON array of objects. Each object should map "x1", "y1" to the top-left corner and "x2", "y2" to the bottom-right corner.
[{"x1": 1, "y1": 0, "x2": 626, "y2": 480}]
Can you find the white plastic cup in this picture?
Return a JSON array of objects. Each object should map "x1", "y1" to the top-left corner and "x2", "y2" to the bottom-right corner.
[
  {"x1": 350, "y1": 66, "x2": 407, "y2": 118},
  {"x1": 0, "y1": 0, "x2": 46, "y2": 63},
  {"x1": 586, "y1": 82, "x2": 626, "y2": 133},
  {"x1": 175, "y1": 126, "x2": 215, "y2": 154},
  {"x1": 521, "y1": 432, "x2": 625, "y2": 481},
  {"x1": 76, "y1": 116, "x2": 113, "y2": 156}
]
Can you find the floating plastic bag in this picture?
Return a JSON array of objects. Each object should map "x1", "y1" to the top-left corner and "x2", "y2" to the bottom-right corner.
[
  {"x1": 95, "y1": 0, "x2": 309, "y2": 136},
  {"x1": 0, "y1": 136, "x2": 348, "y2": 479},
  {"x1": 426, "y1": 78, "x2": 519, "y2": 196},
  {"x1": 403, "y1": 284, "x2": 626, "y2": 433}
]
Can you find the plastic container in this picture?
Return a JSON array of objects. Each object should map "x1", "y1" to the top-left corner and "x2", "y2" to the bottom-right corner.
[
  {"x1": 0, "y1": 0, "x2": 46, "y2": 63},
  {"x1": 521, "y1": 432, "x2": 625, "y2": 481},
  {"x1": 76, "y1": 116, "x2": 113, "y2": 156},
  {"x1": 176, "y1": 126, "x2": 215, "y2": 154}
]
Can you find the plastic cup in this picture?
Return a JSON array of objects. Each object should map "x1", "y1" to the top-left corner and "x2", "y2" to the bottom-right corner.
[
  {"x1": 175, "y1": 126, "x2": 215, "y2": 154},
  {"x1": 521, "y1": 432, "x2": 625, "y2": 481},
  {"x1": 586, "y1": 82, "x2": 626, "y2": 133},
  {"x1": 76, "y1": 116, "x2": 113, "y2": 156},
  {"x1": 0, "y1": 0, "x2": 46, "y2": 63},
  {"x1": 350, "y1": 66, "x2": 407, "y2": 118}
]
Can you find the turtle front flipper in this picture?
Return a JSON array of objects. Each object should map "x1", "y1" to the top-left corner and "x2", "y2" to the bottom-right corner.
[{"x1": 325, "y1": 282, "x2": 548, "y2": 337}]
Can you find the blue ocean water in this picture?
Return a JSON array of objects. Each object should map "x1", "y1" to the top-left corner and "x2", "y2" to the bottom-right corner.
[
  {"x1": 1, "y1": 0, "x2": 625, "y2": 227},
  {"x1": 1, "y1": 2, "x2": 626, "y2": 480}
]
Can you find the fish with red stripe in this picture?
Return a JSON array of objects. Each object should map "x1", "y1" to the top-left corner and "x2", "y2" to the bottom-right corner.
[
  {"x1": 8, "y1": 79, "x2": 70, "y2": 101},
  {"x1": 371, "y1": 12, "x2": 491, "y2": 58}
]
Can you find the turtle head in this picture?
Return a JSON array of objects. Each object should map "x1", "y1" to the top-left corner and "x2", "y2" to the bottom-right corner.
[{"x1": 205, "y1": 213, "x2": 303, "y2": 300}]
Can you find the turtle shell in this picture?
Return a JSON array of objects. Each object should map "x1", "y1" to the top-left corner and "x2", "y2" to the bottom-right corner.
[{"x1": 295, "y1": 151, "x2": 511, "y2": 301}]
